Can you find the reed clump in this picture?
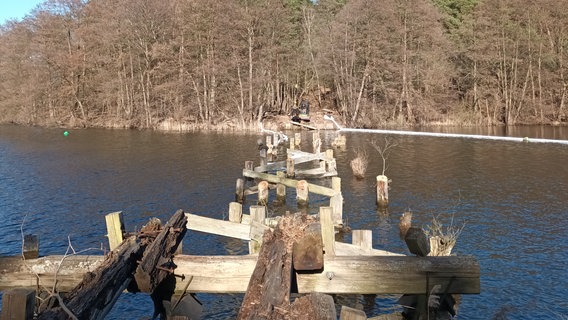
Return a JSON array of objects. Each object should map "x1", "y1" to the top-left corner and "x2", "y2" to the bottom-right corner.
[{"x1": 350, "y1": 149, "x2": 368, "y2": 179}]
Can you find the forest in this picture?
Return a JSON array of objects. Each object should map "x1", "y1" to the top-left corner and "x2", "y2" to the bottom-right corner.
[{"x1": 0, "y1": 0, "x2": 567, "y2": 130}]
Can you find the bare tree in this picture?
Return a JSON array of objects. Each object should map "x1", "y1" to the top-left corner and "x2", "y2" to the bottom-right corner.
[{"x1": 370, "y1": 137, "x2": 398, "y2": 176}]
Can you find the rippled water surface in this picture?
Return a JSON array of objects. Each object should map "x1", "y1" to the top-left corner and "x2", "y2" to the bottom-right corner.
[{"x1": 1, "y1": 125, "x2": 567, "y2": 319}]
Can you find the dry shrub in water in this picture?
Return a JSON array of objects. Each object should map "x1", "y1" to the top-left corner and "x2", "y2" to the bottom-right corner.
[
  {"x1": 350, "y1": 149, "x2": 368, "y2": 179},
  {"x1": 424, "y1": 214, "x2": 465, "y2": 256}
]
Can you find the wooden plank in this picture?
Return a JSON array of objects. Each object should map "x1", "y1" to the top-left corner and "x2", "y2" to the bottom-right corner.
[
  {"x1": 0, "y1": 255, "x2": 103, "y2": 292},
  {"x1": 242, "y1": 169, "x2": 338, "y2": 197},
  {"x1": 335, "y1": 242, "x2": 404, "y2": 256},
  {"x1": 186, "y1": 213, "x2": 251, "y2": 240},
  {"x1": 296, "y1": 255, "x2": 480, "y2": 294},
  {"x1": 287, "y1": 150, "x2": 331, "y2": 164},
  {"x1": 254, "y1": 160, "x2": 286, "y2": 172},
  {"x1": 173, "y1": 255, "x2": 258, "y2": 293},
  {"x1": 0, "y1": 255, "x2": 479, "y2": 295}
]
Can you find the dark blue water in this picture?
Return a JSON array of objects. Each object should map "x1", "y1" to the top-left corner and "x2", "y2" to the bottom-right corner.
[{"x1": 1, "y1": 125, "x2": 567, "y2": 319}]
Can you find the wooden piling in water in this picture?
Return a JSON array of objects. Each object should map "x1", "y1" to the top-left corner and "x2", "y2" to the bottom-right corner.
[
  {"x1": 245, "y1": 160, "x2": 254, "y2": 171},
  {"x1": 276, "y1": 171, "x2": 286, "y2": 204},
  {"x1": 297, "y1": 180, "x2": 309, "y2": 207},
  {"x1": 295, "y1": 132, "x2": 301, "y2": 146},
  {"x1": 22, "y1": 234, "x2": 39, "y2": 260},
  {"x1": 376, "y1": 175, "x2": 389, "y2": 207},
  {"x1": 229, "y1": 202, "x2": 243, "y2": 223},
  {"x1": 289, "y1": 137, "x2": 295, "y2": 150},
  {"x1": 257, "y1": 181, "x2": 269, "y2": 206},
  {"x1": 313, "y1": 132, "x2": 321, "y2": 154},
  {"x1": 235, "y1": 178, "x2": 245, "y2": 203},
  {"x1": 286, "y1": 156, "x2": 295, "y2": 178}
]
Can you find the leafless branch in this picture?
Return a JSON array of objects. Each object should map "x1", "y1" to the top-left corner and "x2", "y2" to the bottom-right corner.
[{"x1": 370, "y1": 137, "x2": 398, "y2": 176}]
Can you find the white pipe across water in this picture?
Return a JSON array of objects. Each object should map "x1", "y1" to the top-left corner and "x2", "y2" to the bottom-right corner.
[{"x1": 323, "y1": 115, "x2": 568, "y2": 145}]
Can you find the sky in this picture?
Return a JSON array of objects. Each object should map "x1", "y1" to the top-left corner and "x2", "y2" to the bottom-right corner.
[{"x1": 0, "y1": 0, "x2": 45, "y2": 24}]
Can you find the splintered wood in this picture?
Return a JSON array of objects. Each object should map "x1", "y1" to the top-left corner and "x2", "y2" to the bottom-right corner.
[{"x1": 238, "y1": 213, "x2": 332, "y2": 320}]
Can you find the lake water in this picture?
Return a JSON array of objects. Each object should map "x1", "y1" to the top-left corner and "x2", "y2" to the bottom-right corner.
[{"x1": 1, "y1": 125, "x2": 567, "y2": 319}]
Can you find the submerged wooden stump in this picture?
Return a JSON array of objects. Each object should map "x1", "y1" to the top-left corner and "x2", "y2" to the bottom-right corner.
[{"x1": 376, "y1": 175, "x2": 389, "y2": 207}]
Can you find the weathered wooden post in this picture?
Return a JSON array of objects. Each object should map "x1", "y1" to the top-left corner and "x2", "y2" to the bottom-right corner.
[
  {"x1": 250, "y1": 206, "x2": 266, "y2": 225},
  {"x1": 276, "y1": 171, "x2": 286, "y2": 204},
  {"x1": 259, "y1": 146, "x2": 267, "y2": 168},
  {"x1": 319, "y1": 207, "x2": 335, "y2": 256},
  {"x1": 229, "y1": 202, "x2": 243, "y2": 223},
  {"x1": 296, "y1": 180, "x2": 309, "y2": 207},
  {"x1": 295, "y1": 132, "x2": 301, "y2": 146},
  {"x1": 1, "y1": 288, "x2": 36, "y2": 320},
  {"x1": 249, "y1": 206, "x2": 267, "y2": 254},
  {"x1": 376, "y1": 175, "x2": 389, "y2": 208},
  {"x1": 235, "y1": 178, "x2": 245, "y2": 203},
  {"x1": 257, "y1": 181, "x2": 269, "y2": 206},
  {"x1": 245, "y1": 161, "x2": 254, "y2": 173},
  {"x1": 23, "y1": 234, "x2": 39, "y2": 259},
  {"x1": 352, "y1": 230, "x2": 372, "y2": 253},
  {"x1": 313, "y1": 132, "x2": 321, "y2": 154},
  {"x1": 289, "y1": 137, "x2": 295, "y2": 150},
  {"x1": 105, "y1": 211, "x2": 125, "y2": 251},
  {"x1": 286, "y1": 156, "x2": 295, "y2": 178},
  {"x1": 330, "y1": 177, "x2": 343, "y2": 225}
]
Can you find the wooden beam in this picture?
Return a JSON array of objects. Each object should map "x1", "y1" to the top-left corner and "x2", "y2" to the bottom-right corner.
[
  {"x1": 335, "y1": 242, "x2": 404, "y2": 256},
  {"x1": 287, "y1": 150, "x2": 331, "y2": 165},
  {"x1": 0, "y1": 255, "x2": 479, "y2": 295},
  {"x1": 242, "y1": 169, "x2": 338, "y2": 197},
  {"x1": 0, "y1": 255, "x2": 103, "y2": 292},
  {"x1": 296, "y1": 255, "x2": 480, "y2": 295},
  {"x1": 185, "y1": 213, "x2": 252, "y2": 240}
]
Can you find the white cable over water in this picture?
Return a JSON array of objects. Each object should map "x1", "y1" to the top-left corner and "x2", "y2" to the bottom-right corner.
[{"x1": 323, "y1": 115, "x2": 568, "y2": 145}]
